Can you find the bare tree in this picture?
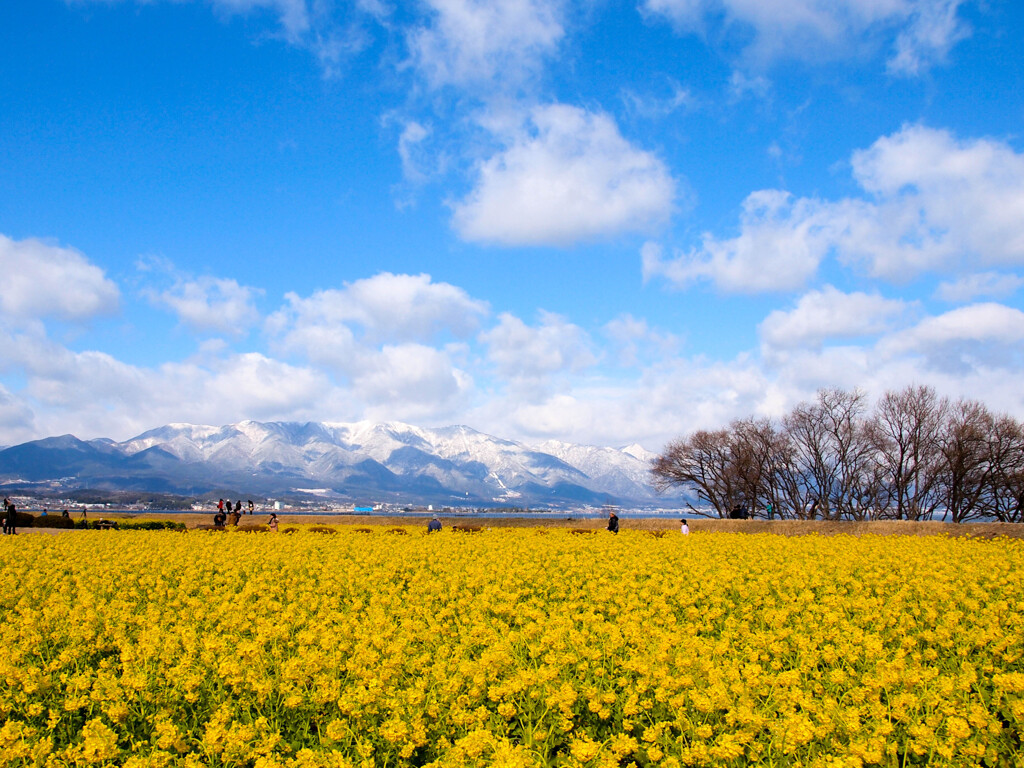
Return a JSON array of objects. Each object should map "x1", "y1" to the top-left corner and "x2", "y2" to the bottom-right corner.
[
  {"x1": 651, "y1": 429, "x2": 740, "y2": 517},
  {"x1": 730, "y1": 417, "x2": 785, "y2": 518},
  {"x1": 870, "y1": 385, "x2": 947, "y2": 520},
  {"x1": 936, "y1": 399, "x2": 993, "y2": 523},
  {"x1": 982, "y1": 415, "x2": 1024, "y2": 523},
  {"x1": 769, "y1": 428, "x2": 816, "y2": 520},
  {"x1": 782, "y1": 388, "x2": 876, "y2": 519},
  {"x1": 652, "y1": 387, "x2": 1023, "y2": 524}
]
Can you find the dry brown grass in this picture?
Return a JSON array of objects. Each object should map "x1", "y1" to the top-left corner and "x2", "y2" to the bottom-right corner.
[
  {"x1": 69, "y1": 511, "x2": 1024, "y2": 538},
  {"x1": 627, "y1": 518, "x2": 1024, "y2": 539}
]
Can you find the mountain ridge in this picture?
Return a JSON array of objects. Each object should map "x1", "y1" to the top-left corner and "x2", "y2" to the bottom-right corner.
[{"x1": 0, "y1": 420, "x2": 679, "y2": 507}]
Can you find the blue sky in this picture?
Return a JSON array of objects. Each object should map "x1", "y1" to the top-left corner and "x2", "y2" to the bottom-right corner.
[{"x1": 2, "y1": 0, "x2": 1023, "y2": 450}]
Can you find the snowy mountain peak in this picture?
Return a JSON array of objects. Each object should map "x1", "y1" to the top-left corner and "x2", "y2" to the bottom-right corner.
[
  {"x1": 621, "y1": 443, "x2": 657, "y2": 462},
  {"x1": 0, "y1": 420, "x2": 679, "y2": 507}
]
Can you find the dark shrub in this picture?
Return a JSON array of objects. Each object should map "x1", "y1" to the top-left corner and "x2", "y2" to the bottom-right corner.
[
  {"x1": 33, "y1": 515, "x2": 75, "y2": 529},
  {"x1": 7, "y1": 512, "x2": 36, "y2": 529}
]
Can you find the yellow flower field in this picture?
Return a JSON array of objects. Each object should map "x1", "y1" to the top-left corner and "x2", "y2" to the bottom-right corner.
[{"x1": 1, "y1": 528, "x2": 1022, "y2": 767}]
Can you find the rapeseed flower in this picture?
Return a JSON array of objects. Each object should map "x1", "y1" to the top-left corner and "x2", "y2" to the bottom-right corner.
[{"x1": 0, "y1": 528, "x2": 1021, "y2": 766}]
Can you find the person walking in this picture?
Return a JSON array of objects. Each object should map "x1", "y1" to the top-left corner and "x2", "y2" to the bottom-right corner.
[
  {"x1": 268, "y1": 513, "x2": 279, "y2": 532},
  {"x1": 5, "y1": 503, "x2": 16, "y2": 535}
]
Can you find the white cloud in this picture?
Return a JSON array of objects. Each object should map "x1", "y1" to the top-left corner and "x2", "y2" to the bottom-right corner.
[
  {"x1": 642, "y1": 0, "x2": 971, "y2": 74},
  {"x1": 759, "y1": 303, "x2": 1024, "y2": 401},
  {"x1": 452, "y1": 104, "x2": 677, "y2": 246},
  {"x1": 881, "y1": 303, "x2": 1024, "y2": 353},
  {"x1": 934, "y1": 272, "x2": 1024, "y2": 302},
  {"x1": 621, "y1": 80, "x2": 696, "y2": 119},
  {"x1": 150, "y1": 276, "x2": 263, "y2": 337},
  {"x1": 0, "y1": 384, "x2": 35, "y2": 443},
  {"x1": 603, "y1": 313, "x2": 680, "y2": 367},
  {"x1": 397, "y1": 120, "x2": 433, "y2": 183},
  {"x1": 759, "y1": 285, "x2": 912, "y2": 350},
  {"x1": 268, "y1": 313, "x2": 359, "y2": 372},
  {"x1": 352, "y1": 343, "x2": 473, "y2": 415},
  {"x1": 266, "y1": 273, "x2": 488, "y2": 413},
  {"x1": 477, "y1": 354, "x2": 781, "y2": 445},
  {"x1": 0, "y1": 234, "x2": 120, "y2": 323},
  {"x1": 729, "y1": 70, "x2": 771, "y2": 100},
  {"x1": 641, "y1": 191, "x2": 837, "y2": 292},
  {"x1": 843, "y1": 125, "x2": 1024, "y2": 277},
  {"x1": 888, "y1": 0, "x2": 969, "y2": 75},
  {"x1": 269, "y1": 273, "x2": 488, "y2": 359},
  {"x1": 485, "y1": 299, "x2": 1024, "y2": 448},
  {"x1": 480, "y1": 311, "x2": 596, "y2": 380},
  {"x1": 505, "y1": 393, "x2": 597, "y2": 439},
  {"x1": 6, "y1": 285, "x2": 1024, "y2": 454},
  {"x1": 18, "y1": 337, "x2": 337, "y2": 440},
  {"x1": 648, "y1": 125, "x2": 1024, "y2": 293},
  {"x1": 407, "y1": 0, "x2": 564, "y2": 90}
]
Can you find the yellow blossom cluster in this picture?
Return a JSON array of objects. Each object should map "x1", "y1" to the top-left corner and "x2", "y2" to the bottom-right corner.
[{"x1": 1, "y1": 528, "x2": 1022, "y2": 767}]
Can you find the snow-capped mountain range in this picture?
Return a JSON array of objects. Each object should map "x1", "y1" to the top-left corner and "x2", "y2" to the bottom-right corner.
[{"x1": 0, "y1": 420, "x2": 678, "y2": 507}]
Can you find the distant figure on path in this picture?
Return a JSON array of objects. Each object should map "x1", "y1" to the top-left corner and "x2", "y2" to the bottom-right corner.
[
  {"x1": 268, "y1": 513, "x2": 279, "y2": 532},
  {"x1": 218, "y1": 499, "x2": 225, "y2": 513},
  {"x1": 607, "y1": 511, "x2": 619, "y2": 534},
  {"x1": 5, "y1": 503, "x2": 16, "y2": 535},
  {"x1": 62, "y1": 509, "x2": 70, "y2": 518},
  {"x1": 247, "y1": 500, "x2": 254, "y2": 514},
  {"x1": 234, "y1": 500, "x2": 242, "y2": 514},
  {"x1": 427, "y1": 516, "x2": 442, "y2": 533},
  {"x1": 680, "y1": 519, "x2": 689, "y2": 535},
  {"x1": 729, "y1": 504, "x2": 749, "y2": 520}
]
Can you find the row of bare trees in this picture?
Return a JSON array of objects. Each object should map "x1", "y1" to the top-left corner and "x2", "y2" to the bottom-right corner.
[{"x1": 651, "y1": 386, "x2": 1024, "y2": 522}]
